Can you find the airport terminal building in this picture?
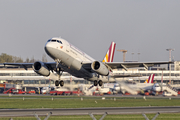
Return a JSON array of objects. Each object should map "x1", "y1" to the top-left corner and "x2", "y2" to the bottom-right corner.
[{"x1": 0, "y1": 61, "x2": 180, "y2": 89}]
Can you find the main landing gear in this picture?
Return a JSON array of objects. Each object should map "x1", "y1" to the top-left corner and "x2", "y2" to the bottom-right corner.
[
  {"x1": 55, "y1": 80, "x2": 64, "y2": 87},
  {"x1": 94, "y1": 80, "x2": 103, "y2": 86},
  {"x1": 54, "y1": 59, "x2": 64, "y2": 87}
]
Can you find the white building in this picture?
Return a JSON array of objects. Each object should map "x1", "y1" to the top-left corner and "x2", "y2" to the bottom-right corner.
[{"x1": 0, "y1": 61, "x2": 180, "y2": 87}]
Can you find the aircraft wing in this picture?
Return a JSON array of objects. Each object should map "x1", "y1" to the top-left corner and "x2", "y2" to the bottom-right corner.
[
  {"x1": 111, "y1": 74, "x2": 142, "y2": 78},
  {"x1": 105, "y1": 61, "x2": 173, "y2": 70},
  {"x1": 4, "y1": 61, "x2": 172, "y2": 72},
  {"x1": 4, "y1": 62, "x2": 56, "y2": 70}
]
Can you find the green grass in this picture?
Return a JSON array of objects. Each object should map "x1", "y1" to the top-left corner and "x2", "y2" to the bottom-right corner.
[
  {"x1": 0, "y1": 96, "x2": 180, "y2": 119},
  {"x1": 0, "y1": 97, "x2": 180, "y2": 109},
  {"x1": 1, "y1": 113, "x2": 180, "y2": 120}
]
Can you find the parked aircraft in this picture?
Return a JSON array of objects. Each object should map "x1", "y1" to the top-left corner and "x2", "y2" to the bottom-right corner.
[
  {"x1": 144, "y1": 74, "x2": 155, "y2": 83},
  {"x1": 151, "y1": 72, "x2": 178, "y2": 96},
  {"x1": 152, "y1": 83, "x2": 178, "y2": 96},
  {"x1": 4, "y1": 37, "x2": 172, "y2": 87},
  {"x1": 41, "y1": 87, "x2": 51, "y2": 94},
  {"x1": 113, "y1": 74, "x2": 155, "y2": 94}
]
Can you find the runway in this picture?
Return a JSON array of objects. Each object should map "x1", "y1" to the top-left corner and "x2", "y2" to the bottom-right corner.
[{"x1": 0, "y1": 106, "x2": 180, "y2": 117}]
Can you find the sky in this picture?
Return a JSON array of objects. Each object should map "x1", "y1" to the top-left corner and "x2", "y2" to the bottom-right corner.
[{"x1": 0, "y1": 0, "x2": 180, "y2": 62}]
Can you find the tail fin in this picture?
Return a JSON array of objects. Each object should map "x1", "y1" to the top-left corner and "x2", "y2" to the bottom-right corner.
[
  {"x1": 144, "y1": 79, "x2": 148, "y2": 83},
  {"x1": 144, "y1": 74, "x2": 155, "y2": 83},
  {"x1": 148, "y1": 74, "x2": 155, "y2": 83},
  {"x1": 102, "y1": 42, "x2": 116, "y2": 62}
]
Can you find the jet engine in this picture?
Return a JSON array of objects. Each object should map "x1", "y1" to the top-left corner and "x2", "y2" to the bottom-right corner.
[
  {"x1": 33, "y1": 61, "x2": 50, "y2": 76},
  {"x1": 91, "y1": 61, "x2": 109, "y2": 76}
]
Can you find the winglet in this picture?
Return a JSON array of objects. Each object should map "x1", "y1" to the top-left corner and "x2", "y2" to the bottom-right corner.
[{"x1": 102, "y1": 42, "x2": 116, "y2": 62}]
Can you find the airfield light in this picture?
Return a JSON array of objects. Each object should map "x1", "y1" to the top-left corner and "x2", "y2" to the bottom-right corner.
[
  {"x1": 166, "y1": 48, "x2": 175, "y2": 83},
  {"x1": 117, "y1": 49, "x2": 127, "y2": 62}
]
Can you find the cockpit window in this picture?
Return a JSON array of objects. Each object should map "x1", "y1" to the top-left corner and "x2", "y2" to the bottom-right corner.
[
  {"x1": 51, "y1": 40, "x2": 57, "y2": 42},
  {"x1": 57, "y1": 40, "x2": 62, "y2": 44},
  {"x1": 47, "y1": 39, "x2": 63, "y2": 44}
]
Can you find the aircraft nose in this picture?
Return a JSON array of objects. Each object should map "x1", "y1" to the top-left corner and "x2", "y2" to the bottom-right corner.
[
  {"x1": 45, "y1": 43, "x2": 52, "y2": 53},
  {"x1": 44, "y1": 42, "x2": 56, "y2": 57}
]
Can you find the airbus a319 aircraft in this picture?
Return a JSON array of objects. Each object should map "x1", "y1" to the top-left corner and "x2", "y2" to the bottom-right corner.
[{"x1": 4, "y1": 37, "x2": 172, "y2": 87}]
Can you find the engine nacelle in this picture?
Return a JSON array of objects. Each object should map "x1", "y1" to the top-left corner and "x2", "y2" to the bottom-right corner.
[
  {"x1": 91, "y1": 61, "x2": 109, "y2": 76},
  {"x1": 33, "y1": 61, "x2": 50, "y2": 76}
]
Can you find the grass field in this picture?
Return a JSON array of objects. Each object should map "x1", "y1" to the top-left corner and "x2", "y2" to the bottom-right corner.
[
  {"x1": 0, "y1": 96, "x2": 179, "y2": 108},
  {"x1": 0, "y1": 96, "x2": 180, "y2": 119},
  {"x1": 1, "y1": 113, "x2": 180, "y2": 120}
]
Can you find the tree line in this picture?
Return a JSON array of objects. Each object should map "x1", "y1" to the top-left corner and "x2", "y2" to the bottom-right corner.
[{"x1": 0, "y1": 53, "x2": 47, "y2": 63}]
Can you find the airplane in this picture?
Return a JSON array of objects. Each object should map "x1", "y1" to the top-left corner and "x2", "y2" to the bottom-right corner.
[
  {"x1": 41, "y1": 87, "x2": 51, "y2": 94},
  {"x1": 113, "y1": 74, "x2": 155, "y2": 94},
  {"x1": 152, "y1": 83, "x2": 178, "y2": 96},
  {"x1": 151, "y1": 75, "x2": 178, "y2": 96},
  {"x1": 4, "y1": 37, "x2": 172, "y2": 87}
]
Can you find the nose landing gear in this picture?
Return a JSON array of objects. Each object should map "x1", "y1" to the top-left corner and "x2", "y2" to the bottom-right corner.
[{"x1": 54, "y1": 60, "x2": 64, "y2": 87}]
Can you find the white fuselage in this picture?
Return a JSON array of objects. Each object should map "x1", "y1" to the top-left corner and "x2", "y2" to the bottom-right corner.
[
  {"x1": 152, "y1": 83, "x2": 169, "y2": 92},
  {"x1": 44, "y1": 37, "x2": 114, "y2": 82},
  {"x1": 114, "y1": 81, "x2": 154, "y2": 93},
  {"x1": 41, "y1": 87, "x2": 50, "y2": 94},
  {"x1": 126, "y1": 83, "x2": 153, "y2": 91}
]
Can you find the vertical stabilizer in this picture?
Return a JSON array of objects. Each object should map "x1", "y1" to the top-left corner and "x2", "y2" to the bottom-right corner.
[
  {"x1": 102, "y1": 42, "x2": 116, "y2": 62},
  {"x1": 148, "y1": 74, "x2": 155, "y2": 83},
  {"x1": 144, "y1": 79, "x2": 148, "y2": 83}
]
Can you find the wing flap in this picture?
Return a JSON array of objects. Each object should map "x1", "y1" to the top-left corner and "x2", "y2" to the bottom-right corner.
[
  {"x1": 111, "y1": 74, "x2": 142, "y2": 78},
  {"x1": 4, "y1": 63, "x2": 33, "y2": 70},
  {"x1": 105, "y1": 61, "x2": 173, "y2": 70},
  {"x1": 4, "y1": 62, "x2": 57, "y2": 71},
  {"x1": 82, "y1": 61, "x2": 172, "y2": 72}
]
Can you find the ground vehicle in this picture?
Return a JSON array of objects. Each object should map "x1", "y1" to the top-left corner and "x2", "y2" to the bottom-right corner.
[
  {"x1": 71, "y1": 90, "x2": 82, "y2": 95},
  {"x1": 49, "y1": 90, "x2": 64, "y2": 95},
  {"x1": 63, "y1": 91, "x2": 71, "y2": 95},
  {"x1": 12, "y1": 89, "x2": 26, "y2": 94},
  {"x1": 163, "y1": 91, "x2": 172, "y2": 96},
  {"x1": 56, "y1": 91, "x2": 64, "y2": 95},
  {"x1": 3, "y1": 88, "x2": 15, "y2": 94},
  {"x1": 49, "y1": 90, "x2": 58, "y2": 95},
  {"x1": 50, "y1": 90, "x2": 82, "y2": 96},
  {"x1": 26, "y1": 90, "x2": 35, "y2": 94}
]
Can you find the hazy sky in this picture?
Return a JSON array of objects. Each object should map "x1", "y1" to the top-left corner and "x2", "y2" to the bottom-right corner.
[{"x1": 0, "y1": 1, "x2": 180, "y2": 62}]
